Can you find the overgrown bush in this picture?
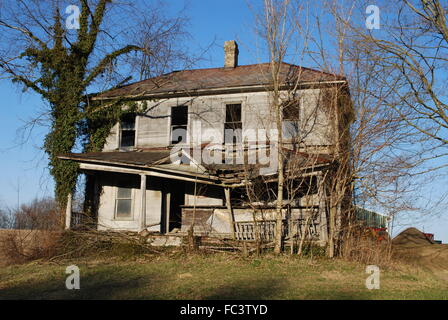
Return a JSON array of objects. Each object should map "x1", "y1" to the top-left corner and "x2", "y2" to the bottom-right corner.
[
  {"x1": 0, "y1": 230, "x2": 62, "y2": 264},
  {"x1": 13, "y1": 197, "x2": 61, "y2": 230},
  {"x1": 50, "y1": 230, "x2": 159, "y2": 261},
  {"x1": 340, "y1": 228, "x2": 393, "y2": 266},
  {"x1": 299, "y1": 244, "x2": 327, "y2": 257},
  {"x1": 0, "y1": 197, "x2": 62, "y2": 265}
]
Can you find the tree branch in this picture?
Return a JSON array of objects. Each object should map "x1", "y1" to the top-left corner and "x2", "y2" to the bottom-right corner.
[{"x1": 84, "y1": 45, "x2": 143, "y2": 86}]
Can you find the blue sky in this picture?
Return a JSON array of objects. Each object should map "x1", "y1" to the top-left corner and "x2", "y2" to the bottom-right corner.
[{"x1": 0, "y1": 0, "x2": 446, "y2": 241}]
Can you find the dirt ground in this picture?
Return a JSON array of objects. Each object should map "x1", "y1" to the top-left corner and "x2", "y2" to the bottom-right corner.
[{"x1": 392, "y1": 228, "x2": 448, "y2": 281}]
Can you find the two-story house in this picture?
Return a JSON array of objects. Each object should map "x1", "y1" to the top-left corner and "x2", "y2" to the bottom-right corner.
[{"x1": 59, "y1": 41, "x2": 351, "y2": 246}]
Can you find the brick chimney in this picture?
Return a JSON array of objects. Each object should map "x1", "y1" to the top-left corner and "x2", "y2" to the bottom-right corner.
[{"x1": 224, "y1": 40, "x2": 239, "y2": 68}]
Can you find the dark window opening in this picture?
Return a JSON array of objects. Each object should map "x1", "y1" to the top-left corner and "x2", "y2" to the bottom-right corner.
[
  {"x1": 285, "y1": 176, "x2": 319, "y2": 203},
  {"x1": 120, "y1": 113, "x2": 136, "y2": 148},
  {"x1": 230, "y1": 187, "x2": 249, "y2": 206},
  {"x1": 282, "y1": 100, "x2": 301, "y2": 140},
  {"x1": 171, "y1": 106, "x2": 188, "y2": 145},
  {"x1": 225, "y1": 103, "x2": 242, "y2": 144}
]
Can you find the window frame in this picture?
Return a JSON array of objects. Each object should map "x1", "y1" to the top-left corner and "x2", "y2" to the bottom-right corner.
[
  {"x1": 281, "y1": 98, "x2": 302, "y2": 141},
  {"x1": 119, "y1": 113, "x2": 137, "y2": 149},
  {"x1": 114, "y1": 186, "x2": 134, "y2": 221},
  {"x1": 224, "y1": 103, "x2": 243, "y2": 144},
  {"x1": 170, "y1": 105, "x2": 189, "y2": 145}
]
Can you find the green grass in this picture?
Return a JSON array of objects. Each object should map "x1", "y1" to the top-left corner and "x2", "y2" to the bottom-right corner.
[{"x1": 1, "y1": 252, "x2": 447, "y2": 300}]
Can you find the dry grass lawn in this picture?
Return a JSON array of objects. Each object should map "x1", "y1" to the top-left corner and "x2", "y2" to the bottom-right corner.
[
  {"x1": 0, "y1": 252, "x2": 447, "y2": 300},
  {"x1": 1, "y1": 228, "x2": 447, "y2": 300}
]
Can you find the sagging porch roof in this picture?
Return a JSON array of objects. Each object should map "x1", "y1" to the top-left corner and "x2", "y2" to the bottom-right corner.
[
  {"x1": 58, "y1": 149, "x2": 221, "y2": 186},
  {"x1": 58, "y1": 147, "x2": 333, "y2": 187}
]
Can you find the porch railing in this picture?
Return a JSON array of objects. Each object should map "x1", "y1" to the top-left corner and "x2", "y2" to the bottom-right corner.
[
  {"x1": 234, "y1": 220, "x2": 286, "y2": 241},
  {"x1": 70, "y1": 212, "x2": 91, "y2": 229},
  {"x1": 234, "y1": 219, "x2": 320, "y2": 242}
]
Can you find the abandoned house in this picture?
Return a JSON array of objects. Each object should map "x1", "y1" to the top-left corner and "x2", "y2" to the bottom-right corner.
[{"x1": 59, "y1": 40, "x2": 353, "y2": 246}]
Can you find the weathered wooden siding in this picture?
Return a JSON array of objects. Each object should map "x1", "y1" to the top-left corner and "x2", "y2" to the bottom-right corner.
[
  {"x1": 184, "y1": 183, "x2": 223, "y2": 206},
  {"x1": 137, "y1": 99, "x2": 172, "y2": 147},
  {"x1": 102, "y1": 89, "x2": 334, "y2": 151},
  {"x1": 96, "y1": 173, "x2": 163, "y2": 232},
  {"x1": 103, "y1": 123, "x2": 119, "y2": 151}
]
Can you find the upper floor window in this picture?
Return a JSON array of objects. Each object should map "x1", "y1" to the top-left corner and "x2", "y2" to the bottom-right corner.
[
  {"x1": 224, "y1": 103, "x2": 242, "y2": 144},
  {"x1": 170, "y1": 105, "x2": 188, "y2": 145},
  {"x1": 119, "y1": 113, "x2": 136, "y2": 148},
  {"x1": 282, "y1": 100, "x2": 300, "y2": 140}
]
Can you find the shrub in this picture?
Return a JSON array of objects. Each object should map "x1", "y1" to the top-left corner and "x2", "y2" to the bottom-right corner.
[
  {"x1": 0, "y1": 229, "x2": 62, "y2": 264},
  {"x1": 0, "y1": 197, "x2": 62, "y2": 265},
  {"x1": 340, "y1": 228, "x2": 393, "y2": 266}
]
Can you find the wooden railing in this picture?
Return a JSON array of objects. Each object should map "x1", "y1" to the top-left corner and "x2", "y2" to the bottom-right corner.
[
  {"x1": 70, "y1": 212, "x2": 90, "y2": 229},
  {"x1": 234, "y1": 220, "x2": 286, "y2": 241},
  {"x1": 234, "y1": 219, "x2": 320, "y2": 241}
]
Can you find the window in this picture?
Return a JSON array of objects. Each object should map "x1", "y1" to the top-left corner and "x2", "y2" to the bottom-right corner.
[
  {"x1": 115, "y1": 187, "x2": 133, "y2": 219},
  {"x1": 224, "y1": 103, "x2": 242, "y2": 144},
  {"x1": 282, "y1": 100, "x2": 300, "y2": 140},
  {"x1": 120, "y1": 113, "x2": 136, "y2": 148},
  {"x1": 170, "y1": 106, "x2": 188, "y2": 145}
]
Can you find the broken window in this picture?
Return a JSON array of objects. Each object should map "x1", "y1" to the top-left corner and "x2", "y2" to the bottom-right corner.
[
  {"x1": 119, "y1": 113, "x2": 136, "y2": 148},
  {"x1": 282, "y1": 100, "x2": 301, "y2": 140},
  {"x1": 115, "y1": 187, "x2": 133, "y2": 219},
  {"x1": 224, "y1": 103, "x2": 242, "y2": 144},
  {"x1": 170, "y1": 105, "x2": 188, "y2": 145}
]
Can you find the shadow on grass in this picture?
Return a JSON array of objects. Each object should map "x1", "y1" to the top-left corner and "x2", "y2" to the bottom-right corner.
[
  {"x1": 0, "y1": 266, "x2": 161, "y2": 300},
  {"x1": 202, "y1": 279, "x2": 378, "y2": 300},
  {"x1": 203, "y1": 278, "x2": 288, "y2": 300},
  {"x1": 0, "y1": 264, "x2": 389, "y2": 300},
  {"x1": 1, "y1": 270, "x2": 293, "y2": 300},
  {"x1": 300, "y1": 289, "x2": 375, "y2": 300}
]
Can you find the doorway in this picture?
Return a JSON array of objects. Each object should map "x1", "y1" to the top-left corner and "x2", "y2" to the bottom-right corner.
[{"x1": 162, "y1": 180, "x2": 184, "y2": 233}]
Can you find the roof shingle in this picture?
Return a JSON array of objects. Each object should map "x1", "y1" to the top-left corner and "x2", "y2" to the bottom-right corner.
[{"x1": 94, "y1": 63, "x2": 345, "y2": 99}]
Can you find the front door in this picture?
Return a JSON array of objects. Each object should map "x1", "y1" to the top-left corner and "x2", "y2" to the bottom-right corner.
[{"x1": 162, "y1": 181, "x2": 184, "y2": 233}]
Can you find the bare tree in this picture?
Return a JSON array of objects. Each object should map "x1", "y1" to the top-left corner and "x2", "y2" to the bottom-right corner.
[
  {"x1": 321, "y1": 0, "x2": 435, "y2": 256},
  {"x1": 0, "y1": 1, "x2": 194, "y2": 224},
  {"x1": 343, "y1": 0, "x2": 448, "y2": 175},
  {"x1": 247, "y1": 0, "x2": 347, "y2": 255},
  {"x1": 246, "y1": 0, "x2": 431, "y2": 257}
]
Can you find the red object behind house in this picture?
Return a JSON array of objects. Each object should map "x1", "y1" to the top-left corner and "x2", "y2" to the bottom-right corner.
[
  {"x1": 423, "y1": 233, "x2": 434, "y2": 241},
  {"x1": 366, "y1": 227, "x2": 389, "y2": 241}
]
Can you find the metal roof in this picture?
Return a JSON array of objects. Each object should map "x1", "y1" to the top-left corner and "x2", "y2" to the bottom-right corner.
[{"x1": 94, "y1": 63, "x2": 346, "y2": 100}]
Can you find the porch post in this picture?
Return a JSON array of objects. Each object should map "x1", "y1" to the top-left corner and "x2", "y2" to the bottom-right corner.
[
  {"x1": 317, "y1": 173, "x2": 328, "y2": 244},
  {"x1": 165, "y1": 191, "x2": 171, "y2": 234},
  {"x1": 65, "y1": 192, "x2": 72, "y2": 230},
  {"x1": 140, "y1": 174, "x2": 147, "y2": 231},
  {"x1": 224, "y1": 187, "x2": 236, "y2": 239}
]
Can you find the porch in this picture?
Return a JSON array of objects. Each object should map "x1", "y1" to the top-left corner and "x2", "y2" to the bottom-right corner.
[{"x1": 60, "y1": 149, "x2": 329, "y2": 245}]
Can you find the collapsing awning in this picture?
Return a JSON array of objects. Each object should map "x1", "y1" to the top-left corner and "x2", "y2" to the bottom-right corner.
[
  {"x1": 58, "y1": 146, "x2": 333, "y2": 186},
  {"x1": 58, "y1": 149, "x2": 219, "y2": 185}
]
